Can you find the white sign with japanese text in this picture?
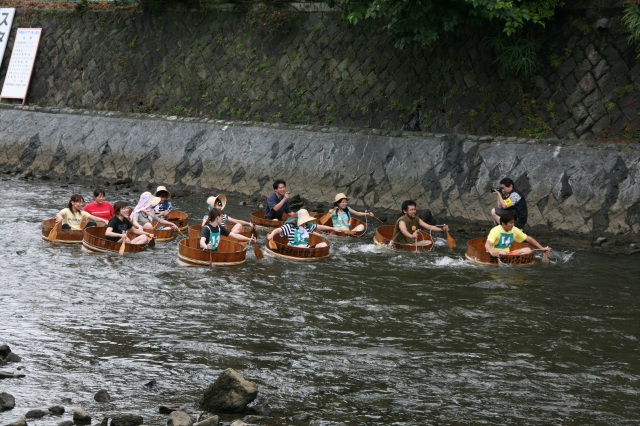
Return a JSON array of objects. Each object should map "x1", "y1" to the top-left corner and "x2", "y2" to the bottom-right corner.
[
  {"x1": 1, "y1": 28, "x2": 41, "y2": 102},
  {"x1": 0, "y1": 8, "x2": 16, "y2": 69}
]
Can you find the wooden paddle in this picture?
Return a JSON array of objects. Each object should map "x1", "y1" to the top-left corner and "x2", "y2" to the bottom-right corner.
[
  {"x1": 369, "y1": 213, "x2": 384, "y2": 223},
  {"x1": 118, "y1": 235, "x2": 127, "y2": 255},
  {"x1": 252, "y1": 226, "x2": 264, "y2": 259},
  {"x1": 318, "y1": 210, "x2": 333, "y2": 225},
  {"x1": 412, "y1": 226, "x2": 418, "y2": 252},
  {"x1": 268, "y1": 239, "x2": 278, "y2": 250},
  {"x1": 49, "y1": 221, "x2": 61, "y2": 242},
  {"x1": 445, "y1": 230, "x2": 456, "y2": 249}
]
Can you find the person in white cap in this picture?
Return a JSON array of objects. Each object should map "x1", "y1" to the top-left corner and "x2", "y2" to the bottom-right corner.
[
  {"x1": 201, "y1": 194, "x2": 252, "y2": 234},
  {"x1": 266, "y1": 209, "x2": 341, "y2": 248},
  {"x1": 153, "y1": 186, "x2": 173, "y2": 218},
  {"x1": 131, "y1": 192, "x2": 180, "y2": 232},
  {"x1": 326, "y1": 193, "x2": 373, "y2": 233}
]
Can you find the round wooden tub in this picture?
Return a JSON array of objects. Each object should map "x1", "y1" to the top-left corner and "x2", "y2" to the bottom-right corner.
[
  {"x1": 373, "y1": 225, "x2": 434, "y2": 252},
  {"x1": 177, "y1": 236, "x2": 247, "y2": 266}
]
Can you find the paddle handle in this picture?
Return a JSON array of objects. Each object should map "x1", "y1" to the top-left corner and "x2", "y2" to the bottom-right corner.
[{"x1": 251, "y1": 226, "x2": 264, "y2": 259}]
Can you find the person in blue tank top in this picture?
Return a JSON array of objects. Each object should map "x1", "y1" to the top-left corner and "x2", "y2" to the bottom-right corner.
[{"x1": 327, "y1": 193, "x2": 374, "y2": 233}]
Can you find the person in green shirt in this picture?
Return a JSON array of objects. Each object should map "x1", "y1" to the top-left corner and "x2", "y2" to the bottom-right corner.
[{"x1": 392, "y1": 200, "x2": 448, "y2": 246}]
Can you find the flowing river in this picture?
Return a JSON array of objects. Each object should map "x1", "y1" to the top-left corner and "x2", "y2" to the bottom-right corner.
[{"x1": 1, "y1": 178, "x2": 639, "y2": 425}]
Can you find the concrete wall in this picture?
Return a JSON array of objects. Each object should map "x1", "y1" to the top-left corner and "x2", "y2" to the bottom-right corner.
[
  {"x1": 1, "y1": 106, "x2": 638, "y2": 241},
  {"x1": 1, "y1": 6, "x2": 639, "y2": 140}
]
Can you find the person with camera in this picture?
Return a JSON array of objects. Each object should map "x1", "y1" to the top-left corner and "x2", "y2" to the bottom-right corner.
[
  {"x1": 265, "y1": 179, "x2": 292, "y2": 220},
  {"x1": 490, "y1": 177, "x2": 528, "y2": 229}
]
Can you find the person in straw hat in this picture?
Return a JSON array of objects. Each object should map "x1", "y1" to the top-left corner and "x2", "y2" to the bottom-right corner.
[
  {"x1": 153, "y1": 186, "x2": 173, "y2": 219},
  {"x1": 201, "y1": 194, "x2": 252, "y2": 234},
  {"x1": 266, "y1": 209, "x2": 341, "y2": 248},
  {"x1": 130, "y1": 192, "x2": 180, "y2": 232},
  {"x1": 326, "y1": 193, "x2": 374, "y2": 233}
]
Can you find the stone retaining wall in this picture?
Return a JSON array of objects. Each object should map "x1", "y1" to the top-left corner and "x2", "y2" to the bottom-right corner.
[
  {"x1": 1, "y1": 106, "x2": 638, "y2": 241},
  {"x1": 1, "y1": 6, "x2": 639, "y2": 140}
]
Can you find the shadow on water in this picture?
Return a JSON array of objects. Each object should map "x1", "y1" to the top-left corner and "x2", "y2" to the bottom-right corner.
[{"x1": 1, "y1": 178, "x2": 639, "y2": 425}]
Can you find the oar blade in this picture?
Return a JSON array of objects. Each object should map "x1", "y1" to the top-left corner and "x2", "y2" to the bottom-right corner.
[
  {"x1": 48, "y1": 222, "x2": 60, "y2": 242},
  {"x1": 119, "y1": 239, "x2": 126, "y2": 255},
  {"x1": 318, "y1": 212, "x2": 332, "y2": 225},
  {"x1": 446, "y1": 231, "x2": 456, "y2": 249},
  {"x1": 268, "y1": 240, "x2": 278, "y2": 250}
]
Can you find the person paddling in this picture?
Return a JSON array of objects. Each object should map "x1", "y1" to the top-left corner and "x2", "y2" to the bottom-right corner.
[
  {"x1": 324, "y1": 193, "x2": 373, "y2": 233},
  {"x1": 200, "y1": 209, "x2": 254, "y2": 251},
  {"x1": 105, "y1": 201, "x2": 153, "y2": 244},
  {"x1": 392, "y1": 200, "x2": 448, "y2": 246},
  {"x1": 267, "y1": 209, "x2": 342, "y2": 248},
  {"x1": 485, "y1": 211, "x2": 550, "y2": 259},
  {"x1": 55, "y1": 194, "x2": 109, "y2": 230},
  {"x1": 131, "y1": 192, "x2": 179, "y2": 232}
]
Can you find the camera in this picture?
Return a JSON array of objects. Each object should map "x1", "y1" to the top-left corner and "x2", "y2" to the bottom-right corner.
[{"x1": 491, "y1": 188, "x2": 501, "y2": 194}]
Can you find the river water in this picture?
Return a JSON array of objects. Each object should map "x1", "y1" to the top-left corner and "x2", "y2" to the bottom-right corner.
[{"x1": 1, "y1": 178, "x2": 639, "y2": 425}]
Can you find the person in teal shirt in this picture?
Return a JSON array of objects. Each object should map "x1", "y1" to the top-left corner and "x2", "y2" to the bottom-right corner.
[{"x1": 199, "y1": 209, "x2": 253, "y2": 251}]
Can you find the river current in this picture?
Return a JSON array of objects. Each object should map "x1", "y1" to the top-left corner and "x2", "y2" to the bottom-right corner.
[{"x1": 1, "y1": 178, "x2": 639, "y2": 425}]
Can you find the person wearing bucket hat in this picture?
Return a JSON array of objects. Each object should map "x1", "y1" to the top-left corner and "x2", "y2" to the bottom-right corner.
[
  {"x1": 201, "y1": 194, "x2": 253, "y2": 234},
  {"x1": 266, "y1": 209, "x2": 341, "y2": 248},
  {"x1": 200, "y1": 208, "x2": 255, "y2": 251},
  {"x1": 392, "y1": 200, "x2": 449, "y2": 246},
  {"x1": 131, "y1": 192, "x2": 180, "y2": 232},
  {"x1": 324, "y1": 193, "x2": 373, "y2": 233},
  {"x1": 153, "y1": 186, "x2": 173, "y2": 218}
]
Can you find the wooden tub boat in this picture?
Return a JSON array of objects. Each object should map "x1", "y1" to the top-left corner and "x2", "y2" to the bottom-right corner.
[
  {"x1": 166, "y1": 210, "x2": 189, "y2": 232},
  {"x1": 314, "y1": 214, "x2": 367, "y2": 238},
  {"x1": 41, "y1": 218, "x2": 85, "y2": 244},
  {"x1": 177, "y1": 236, "x2": 247, "y2": 266},
  {"x1": 264, "y1": 233, "x2": 330, "y2": 261},
  {"x1": 250, "y1": 210, "x2": 287, "y2": 230},
  {"x1": 151, "y1": 226, "x2": 175, "y2": 242},
  {"x1": 465, "y1": 237, "x2": 535, "y2": 266},
  {"x1": 187, "y1": 224, "x2": 253, "y2": 240},
  {"x1": 82, "y1": 226, "x2": 148, "y2": 254},
  {"x1": 373, "y1": 225, "x2": 434, "y2": 252}
]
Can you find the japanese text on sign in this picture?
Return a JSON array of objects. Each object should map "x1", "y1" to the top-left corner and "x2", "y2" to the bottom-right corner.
[
  {"x1": 1, "y1": 28, "x2": 42, "y2": 102},
  {"x1": 0, "y1": 8, "x2": 16, "y2": 70}
]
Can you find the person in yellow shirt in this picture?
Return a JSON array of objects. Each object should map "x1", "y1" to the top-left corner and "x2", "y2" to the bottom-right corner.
[
  {"x1": 55, "y1": 194, "x2": 109, "y2": 230},
  {"x1": 485, "y1": 211, "x2": 550, "y2": 258}
]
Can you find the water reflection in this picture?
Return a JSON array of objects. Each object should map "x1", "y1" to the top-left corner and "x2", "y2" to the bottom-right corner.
[{"x1": 1, "y1": 178, "x2": 639, "y2": 425}]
